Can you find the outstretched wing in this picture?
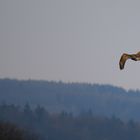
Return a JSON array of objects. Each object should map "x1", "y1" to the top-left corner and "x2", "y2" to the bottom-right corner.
[
  {"x1": 135, "y1": 51, "x2": 140, "y2": 60},
  {"x1": 136, "y1": 51, "x2": 140, "y2": 55},
  {"x1": 119, "y1": 54, "x2": 130, "y2": 70}
]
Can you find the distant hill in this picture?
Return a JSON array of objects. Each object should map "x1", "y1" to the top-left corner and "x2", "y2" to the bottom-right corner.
[{"x1": 0, "y1": 79, "x2": 140, "y2": 121}]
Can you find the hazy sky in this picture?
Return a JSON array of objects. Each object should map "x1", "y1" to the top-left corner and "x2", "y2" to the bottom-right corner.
[{"x1": 1, "y1": 0, "x2": 140, "y2": 89}]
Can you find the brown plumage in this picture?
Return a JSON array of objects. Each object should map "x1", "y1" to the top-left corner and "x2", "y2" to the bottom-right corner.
[{"x1": 119, "y1": 51, "x2": 140, "y2": 70}]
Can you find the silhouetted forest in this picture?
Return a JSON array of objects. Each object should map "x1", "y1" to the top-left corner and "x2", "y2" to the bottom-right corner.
[
  {"x1": 1, "y1": 79, "x2": 140, "y2": 139},
  {"x1": 0, "y1": 121, "x2": 38, "y2": 140},
  {"x1": 0, "y1": 79, "x2": 140, "y2": 121},
  {"x1": 0, "y1": 103, "x2": 140, "y2": 140}
]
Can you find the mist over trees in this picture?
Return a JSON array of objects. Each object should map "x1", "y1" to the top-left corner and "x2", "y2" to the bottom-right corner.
[
  {"x1": 1, "y1": 79, "x2": 140, "y2": 139},
  {"x1": 0, "y1": 103, "x2": 140, "y2": 140},
  {"x1": 0, "y1": 79, "x2": 140, "y2": 121}
]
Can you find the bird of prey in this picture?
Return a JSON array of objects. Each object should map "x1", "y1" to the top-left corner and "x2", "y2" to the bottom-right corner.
[{"x1": 119, "y1": 51, "x2": 140, "y2": 70}]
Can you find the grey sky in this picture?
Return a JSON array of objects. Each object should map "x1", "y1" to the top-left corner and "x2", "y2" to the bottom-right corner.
[{"x1": 0, "y1": 0, "x2": 140, "y2": 89}]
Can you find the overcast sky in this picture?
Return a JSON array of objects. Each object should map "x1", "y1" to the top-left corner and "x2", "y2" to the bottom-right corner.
[{"x1": 1, "y1": 0, "x2": 140, "y2": 89}]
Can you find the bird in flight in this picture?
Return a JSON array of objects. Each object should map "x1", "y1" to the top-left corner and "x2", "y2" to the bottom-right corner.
[{"x1": 119, "y1": 51, "x2": 140, "y2": 70}]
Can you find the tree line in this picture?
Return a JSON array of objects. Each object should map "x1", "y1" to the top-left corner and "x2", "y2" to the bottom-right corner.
[
  {"x1": 1, "y1": 79, "x2": 140, "y2": 121},
  {"x1": 0, "y1": 103, "x2": 140, "y2": 140}
]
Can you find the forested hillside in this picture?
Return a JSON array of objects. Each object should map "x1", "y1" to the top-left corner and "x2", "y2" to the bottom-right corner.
[
  {"x1": 0, "y1": 79, "x2": 140, "y2": 121},
  {"x1": 0, "y1": 103, "x2": 140, "y2": 140},
  {"x1": 1, "y1": 79, "x2": 140, "y2": 139}
]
